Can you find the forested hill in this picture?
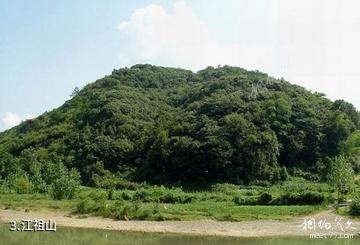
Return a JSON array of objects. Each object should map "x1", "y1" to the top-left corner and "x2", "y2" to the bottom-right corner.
[{"x1": 0, "y1": 64, "x2": 359, "y2": 187}]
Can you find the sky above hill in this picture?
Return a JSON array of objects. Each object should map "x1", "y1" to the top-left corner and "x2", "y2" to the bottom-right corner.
[{"x1": 1, "y1": 0, "x2": 360, "y2": 131}]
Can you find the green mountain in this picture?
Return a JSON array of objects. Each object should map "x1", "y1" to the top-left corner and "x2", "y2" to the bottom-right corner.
[{"x1": 0, "y1": 64, "x2": 359, "y2": 187}]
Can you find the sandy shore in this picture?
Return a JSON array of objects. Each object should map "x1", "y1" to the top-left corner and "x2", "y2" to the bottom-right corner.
[{"x1": 0, "y1": 208, "x2": 359, "y2": 237}]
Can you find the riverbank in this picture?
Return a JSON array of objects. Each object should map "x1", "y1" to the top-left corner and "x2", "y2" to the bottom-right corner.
[{"x1": 1, "y1": 208, "x2": 359, "y2": 237}]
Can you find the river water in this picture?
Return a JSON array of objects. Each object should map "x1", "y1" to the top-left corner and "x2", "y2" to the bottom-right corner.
[{"x1": 1, "y1": 225, "x2": 359, "y2": 244}]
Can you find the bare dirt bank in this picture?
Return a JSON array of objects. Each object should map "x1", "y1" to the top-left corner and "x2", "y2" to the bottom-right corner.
[{"x1": 0, "y1": 209, "x2": 359, "y2": 237}]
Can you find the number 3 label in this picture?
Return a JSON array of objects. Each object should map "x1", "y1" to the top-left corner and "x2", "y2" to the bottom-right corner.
[{"x1": 9, "y1": 221, "x2": 16, "y2": 231}]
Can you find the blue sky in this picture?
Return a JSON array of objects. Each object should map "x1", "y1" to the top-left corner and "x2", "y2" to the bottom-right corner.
[{"x1": 1, "y1": 0, "x2": 360, "y2": 131}]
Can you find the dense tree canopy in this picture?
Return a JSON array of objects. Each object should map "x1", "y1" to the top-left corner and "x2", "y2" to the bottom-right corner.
[{"x1": 0, "y1": 65, "x2": 359, "y2": 187}]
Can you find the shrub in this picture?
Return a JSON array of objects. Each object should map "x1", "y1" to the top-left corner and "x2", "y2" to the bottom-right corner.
[
  {"x1": 354, "y1": 178, "x2": 360, "y2": 186},
  {"x1": 301, "y1": 192, "x2": 325, "y2": 205},
  {"x1": 120, "y1": 191, "x2": 133, "y2": 201},
  {"x1": 349, "y1": 200, "x2": 360, "y2": 216},
  {"x1": 133, "y1": 207, "x2": 153, "y2": 220},
  {"x1": 0, "y1": 181, "x2": 11, "y2": 194},
  {"x1": 153, "y1": 213, "x2": 166, "y2": 221},
  {"x1": 105, "y1": 201, "x2": 164, "y2": 221},
  {"x1": 181, "y1": 194, "x2": 194, "y2": 204},
  {"x1": 13, "y1": 175, "x2": 32, "y2": 194},
  {"x1": 159, "y1": 192, "x2": 182, "y2": 203},
  {"x1": 280, "y1": 166, "x2": 289, "y2": 181},
  {"x1": 324, "y1": 193, "x2": 336, "y2": 204},
  {"x1": 211, "y1": 183, "x2": 239, "y2": 195},
  {"x1": 50, "y1": 168, "x2": 81, "y2": 200},
  {"x1": 234, "y1": 196, "x2": 258, "y2": 205},
  {"x1": 88, "y1": 190, "x2": 107, "y2": 201},
  {"x1": 112, "y1": 202, "x2": 140, "y2": 220},
  {"x1": 280, "y1": 178, "x2": 332, "y2": 193},
  {"x1": 76, "y1": 198, "x2": 96, "y2": 214},
  {"x1": 275, "y1": 191, "x2": 325, "y2": 205},
  {"x1": 115, "y1": 181, "x2": 140, "y2": 190},
  {"x1": 248, "y1": 180, "x2": 271, "y2": 187},
  {"x1": 202, "y1": 192, "x2": 231, "y2": 202},
  {"x1": 45, "y1": 162, "x2": 81, "y2": 200},
  {"x1": 133, "y1": 189, "x2": 151, "y2": 202},
  {"x1": 243, "y1": 190, "x2": 257, "y2": 196},
  {"x1": 130, "y1": 186, "x2": 194, "y2": 204},
  {"x1": 258, "y1": 192, "x2": 272, "y2": 205}
]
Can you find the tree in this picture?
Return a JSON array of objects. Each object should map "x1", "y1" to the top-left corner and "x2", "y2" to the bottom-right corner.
[
  {"x1": 324, "y1": 112, "x2": 356, "y2": 156},
  {"x1": 48, "y1": 162, "x2": 81, "y2": 200},
  {"x1": 332, "y1": 100, "x2": 360, "y2": 128},
  {"x1": 329, "y1": 156, "x2": 354, "y2": 201},
  {"x1": 140, "y1": 130, "x2": 170, "y2": 183},
  {"x1": 70, "y1": 86, "x2": 80, "y2": 98},
  {"x1": 345, "y1": 130, "x2": 360, "y2": 173}
]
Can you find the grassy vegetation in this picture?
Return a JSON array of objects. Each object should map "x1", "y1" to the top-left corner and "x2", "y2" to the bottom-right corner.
[
  {"x1": 0, "y1": 178, "x2": 331, "y2": 221},
  {"x1": 0, "y1": 193, "x2": 78, "y2": 212}
]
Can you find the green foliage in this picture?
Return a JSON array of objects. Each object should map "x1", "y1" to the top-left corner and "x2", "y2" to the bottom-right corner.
[
  {"x1": 0, "y1": 64, "x2": 358, "y2": 187},
  {"x1": 0, "y1": 189, "x2": 322, "y2": 222},
  {"x1": 120, "y1": 191, "x2": 133, "y2": 201},
  {"x1": 75, "y1": 197, "x2": 162, "y2": 221},
  {"x1": 130, "y1": 186, "x2": 195, "y2": 204},
  {"x1": 345, "y1": 130, "x2": 360, "y2": 173},
  {"x1": 233, "y1": 196, "x2": 258, "y2": 205},
  {"x1": 273, "y1": 191, "x2": 325, "y2": 205},
  {"x1": 211, "y1": 183, "x2": 239, "y2": 195},
  {"x1": 332, "y1": 100, "x2": 359, "y2": 128},
  {"x1": 92, "y1": 173, "x2": 118, "y2": 200},
  {"x1": 324, "y1": 112, "x2": 356, "y2": 156},
  {"x1": 12, "y1": 175, "x2": 32, "y2": 194},
  {"x1": 48, "y1": 163, "x2": 81, "y2": 200},
  {"x1": 248, "y1": 180, "x2": 271, "y2": 187},
  {"x1": 76, "y1": 198, "x2": 96, "y2": 214},
  {"x1": 0, "y1": 178, "x2": 331, "y2": 221},
  {"x1": 258, "y1": 192, "x2": 273, "y2": 205},
  {"x1": 279, "y1": 167, "x2": 289, "y2": 181},
  {"x1": 329, "y1": 156, "x2": 355, "y2": 200},
  {"x1": 278, "y1": 177, "x2": 332, "y2": 193},
  {"x1": 349, "y1": 196, "x2": 360, "y2": 216},
  {"x1": 346, "y1": 130, "x2": 360, "y2": 155}
]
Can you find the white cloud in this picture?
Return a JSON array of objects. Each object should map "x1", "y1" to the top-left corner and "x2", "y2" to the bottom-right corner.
[
  {"x1": 117, "y1": 2, "x2": 228, "y2": 71},
  {"x1": 117, "y1": 1, "x2": 360, "y2": 109},
  {"x1": 117, "y1": 1, "x2": 280, "y2": 71},
  {"x1": 1, "y1": 112, "x2": 34, "y2": 130}
]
